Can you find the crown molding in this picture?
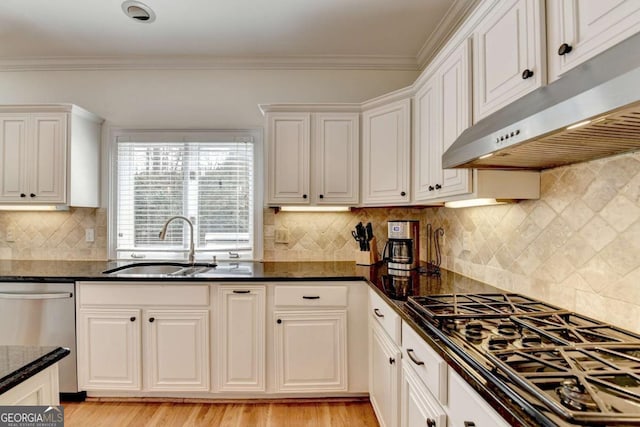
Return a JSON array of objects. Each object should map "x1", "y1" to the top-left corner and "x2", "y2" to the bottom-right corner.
[
  {"x1": 416, "y1": 0, "x2": 482, "y2": 70},
  {"x1": 0, "y1": 54, "x2": 419, "y2": 72},
  {"x1": 258, "y1": 103, "x2": 362, "y2": 115}
]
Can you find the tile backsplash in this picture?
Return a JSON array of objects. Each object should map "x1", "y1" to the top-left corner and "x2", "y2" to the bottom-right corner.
[
  {"x1": 263, "y1": 207, "x2": 426, "y2": 262},
  {"x1": 0, "y1": 208, "x2": 107, "y2": 260},
  {"x1": 1, "y1": 151, "x2": 638, "y2": 332},
  {"x1": 425, "y1": 151, "x2": 640, "y2": 333}
]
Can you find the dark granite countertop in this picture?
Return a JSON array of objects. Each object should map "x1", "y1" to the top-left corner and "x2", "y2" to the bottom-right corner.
[
  {"x1": 0, "y1": 259, "x2": 546, "y2": 424},
  {"x1": 0, "y1": 346, "x2": 70, "y2": 395},
  {"x1": 0, "y1": 260, "x2": 363, "y2": 282}
]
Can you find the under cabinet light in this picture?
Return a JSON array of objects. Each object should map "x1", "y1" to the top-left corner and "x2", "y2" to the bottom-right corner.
[
  {"x1": 0, "y1": 205, "x2": 69, "y2": 211},
  {"x1": 566, "y1": 120, "x2": 591, "y2": 130},
  {"x1": 278, "y1": 206, "x2": 351, "y2": 212},
  {"x1": 444, "y1": 198, "x2": 513, "y2": 209}
]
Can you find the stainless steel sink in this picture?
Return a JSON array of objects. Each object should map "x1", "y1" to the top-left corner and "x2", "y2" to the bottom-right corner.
[{"x1": 103, "y1": 262, "x2": 217, "y2": 276}]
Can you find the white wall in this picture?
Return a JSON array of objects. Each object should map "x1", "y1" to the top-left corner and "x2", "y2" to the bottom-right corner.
[{"x1": 0, "y1": 68, "x2": 417, "y2": 128}]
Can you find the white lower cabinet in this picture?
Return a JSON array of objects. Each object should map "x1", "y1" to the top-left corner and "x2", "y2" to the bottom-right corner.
[
  {"x1": 274, "y1": 310, "x2": 347, "y2": 392},
  {"x1": 0, "y1": 364, "x2": 60, "y2": 405},
  {"x1": 145, "y1": 310, "x2": 209, "y2": 391},
  {"x1": 78, "y1": 309, "x2": 141, "y2": 390},
  {"x1": 217, "y1": 286, "x2": 265, "y2": 392},
  {"x1": 447, "y1": 368, "x2": 510, "y2": 427},
  {"x1": 370, "y1": 321, "x2": 401, "y2": 427},
  {"x1": 401, "y1": 365, "x2": 446, "y2": 427},
  {"x1": 76, "y1": 282, "x2": 210, "y2": 393}
]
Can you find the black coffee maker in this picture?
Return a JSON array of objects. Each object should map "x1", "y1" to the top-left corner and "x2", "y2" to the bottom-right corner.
[{"x1": 383, "y1": 220, "x2": 420, "y2": 271}]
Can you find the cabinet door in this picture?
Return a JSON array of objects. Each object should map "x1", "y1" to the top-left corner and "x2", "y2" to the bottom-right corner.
[
  {"x1": 145, "y1": 309, "x2": 209, "y2": 391},
  {"x1": 313, "y1": 113, "x2": 359, "y2": 204},
  {"x1": 362, "y1": 99, "x2": 411, "y2": 205},
  {"x1": 218, "y1": 286, "x2": 265, "y2": 392},
  {"x1": 448, "y1": 368, "x2": 511, "y2": 427},
  {"x1": 439, "y1": 40, "x2": 472, "y2": 198},
  {"x1": 370, "y1": 321, "x2": 401, "y2": 427},
  {"x1": 274, "y1": 310, "x2": 347, "y2": 392},
  {"x1": 473, "y1": 0, "x2": 545, "y2": 121},
  {"x1": 413, "y1": 76, "x2": 440, "y2": 202},
  {"x1": 547, "y1": 0, "x2": 640, "y2": 81},
  {"x1": 0, "y1": 115, "x2": 28, "y2": 201},
  {"x1": 77, "y1": 309, "x2": 141, "y2": 391},
  {"x1": 29, "y1": 114, "x2": 67, "y2": 203},
  {"x1": 266, "y1": 113, "x2": 310, "y2": 204},
  {"x1": 401, "y1": 365, "x2": 447, "y2": 427}
]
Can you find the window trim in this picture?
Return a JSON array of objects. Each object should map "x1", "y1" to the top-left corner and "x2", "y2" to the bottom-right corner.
[{"x1": 107, "y1": 128, "x2": 263, "y2": 261}]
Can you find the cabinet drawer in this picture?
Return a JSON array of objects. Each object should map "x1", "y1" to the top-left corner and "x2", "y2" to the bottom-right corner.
[
  {"x1": 79, "y1": 283, "x2": 209, "y2": 306},
  {"x1": 402, "y1": 322, "x2": 447, "y2": 404},
  {"x1": 274, "y1": 286, "x2": 347, "y2": 307},
  {"x1": 369, "y1": 289, "x2": 401, "y2": 345},
  {"x1": 448, "y1": 368, "x2": 510, "y2": 427}
]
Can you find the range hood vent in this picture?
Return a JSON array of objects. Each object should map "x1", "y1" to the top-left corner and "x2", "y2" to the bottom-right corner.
[{"x1": 443, "y1": 31, "x2": 640, "y2": 170}]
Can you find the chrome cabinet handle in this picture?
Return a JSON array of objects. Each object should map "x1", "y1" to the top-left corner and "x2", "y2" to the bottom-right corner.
[
  {"x1": 373, "y1": 308, "x2": 384, "y2": 318},
  {"x1": 407, "y1": 349, "x2": 425, "y2": 366}
]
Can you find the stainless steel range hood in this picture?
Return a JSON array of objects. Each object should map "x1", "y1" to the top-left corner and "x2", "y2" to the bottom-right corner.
[{"x1": 443, "y1": 31, "x2": 640, "y2": 170}]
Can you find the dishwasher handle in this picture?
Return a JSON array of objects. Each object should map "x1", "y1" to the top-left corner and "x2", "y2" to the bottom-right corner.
[{"x1": 0, "y1": 292, "x2": 73, "y2": 300}]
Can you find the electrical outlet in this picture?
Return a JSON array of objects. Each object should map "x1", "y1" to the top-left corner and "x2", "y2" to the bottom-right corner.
[
  {"x1": 274, "y1": 228, "x2": 289, "y2": 244},
  {"x1": 462, "y1": 231, "x2": 472, "y2": 252},
  {"x1": 5, "y1": 226, "x2": 15, "y2": 242},
  {"x1": 85, "y1": 228, "x2": 95, "y2": 243}
]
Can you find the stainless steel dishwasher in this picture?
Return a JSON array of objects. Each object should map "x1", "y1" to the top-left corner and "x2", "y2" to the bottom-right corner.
[{"x1": 0, "y1": 282, "x2": 80, "y2": 398}]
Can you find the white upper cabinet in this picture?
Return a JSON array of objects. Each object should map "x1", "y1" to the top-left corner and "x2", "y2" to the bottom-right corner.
[
  {"x1": 313, "y1": 113, "x2": 359, "y2": 204},
  {"x1": 362, "y1": 98, "x2": 411, "y2": 206},
  {"x1": 473, "y1": 0, "x2": 546, "y2": 121},
  {"x1": 266, "y1": 112, "x2": 311, "y2": 204},
  {"x1": 547, "y1": 0, "x2": 640, "y2": 81},
  {"x1": 414, "y1": 40, "x2": 472, "y2": 202},
  {"x1": 0, "y1": 113, "x2": 66, "y2": 204},
  {"x1": 0, "y1": 105, "x2": 102, "y2": 207},
  {"x1": 265, "y1": 110, "x2": 359, "y2": 205}
]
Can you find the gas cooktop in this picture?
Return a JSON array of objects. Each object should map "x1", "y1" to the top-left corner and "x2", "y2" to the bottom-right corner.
[{"x1": 406, "y1": 293, "x2": 640, "y2": 426}]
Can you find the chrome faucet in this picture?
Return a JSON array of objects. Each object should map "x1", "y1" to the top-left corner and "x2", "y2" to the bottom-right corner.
[{"x1": 158, "y1": 215, "x2": 195, "y2": 264}]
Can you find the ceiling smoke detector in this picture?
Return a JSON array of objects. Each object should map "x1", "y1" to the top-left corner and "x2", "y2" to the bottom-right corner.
[{"x1": 122, "y1": 1, "x2": 156, "y2": 23}]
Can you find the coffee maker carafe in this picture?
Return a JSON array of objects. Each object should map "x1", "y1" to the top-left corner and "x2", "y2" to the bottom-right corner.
[{"x1": 384, "y1": 220, "x2": 420, "y2": 270}]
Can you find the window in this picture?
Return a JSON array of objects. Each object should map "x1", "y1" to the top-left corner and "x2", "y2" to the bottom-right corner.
[{"x1": 112, "y1": 130, "x2": 262, "y2": 261}]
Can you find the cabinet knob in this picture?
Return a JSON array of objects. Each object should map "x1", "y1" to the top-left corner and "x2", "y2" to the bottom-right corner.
[
  {"x1": 464, "y1": 422, "x2": 476, "y2": 427},
  {"x1": 148, "y1": 317, "x2": 155, "y2": 323},
  {"x1": 20, "y1": 193, "x2": 26, "y2": 198},
  {"x1": 522, "y1": 69, "x2": 534, "y2": 80},
  {"x1": 426, "y1": 419, "x2": 436, "y2": 427},
  {"x1": 435, "y1": 184, "x2": 441, "y2": 190},
  {"x1": 428, "y1": 186, "x2": 434, "y2": 191},
  {"x1": 558, "y1": 43, "x2": 573, "y2": 56},
  {"x1": 400, "y1": 191, "x2": 406, "y2": 197},
  {"x1": 319, "y1": 194, "x2": 324, "y2": 199},
  {"x1": 277, "y1": 319, "x2": 282, "y2": 324},
  {"x1": 302, "y1": 194, "x2": 308, "y2": 199},
  {"x1": 389, "y1": 357, "x2": 395, "y2": 365},
  {"x1": 130, "y1": 316, "x2": 136, "y2": 322},
  {"x1": 30, "y1": 193, "x2": 36, "y2": 198}
]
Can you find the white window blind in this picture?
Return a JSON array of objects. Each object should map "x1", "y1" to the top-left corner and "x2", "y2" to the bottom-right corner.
[{"x1": 115, "y1": 139, "x2": 254, "y2": 260}]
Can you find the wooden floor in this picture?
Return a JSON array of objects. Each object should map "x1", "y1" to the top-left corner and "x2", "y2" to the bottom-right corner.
[{"x1": 62, "y1": 400, "x2": 380, "y2": 427}]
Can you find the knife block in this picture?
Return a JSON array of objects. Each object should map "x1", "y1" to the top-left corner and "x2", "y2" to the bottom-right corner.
[{"x1": 355, "y1": 237, "x2": 379, "y2": 266}]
